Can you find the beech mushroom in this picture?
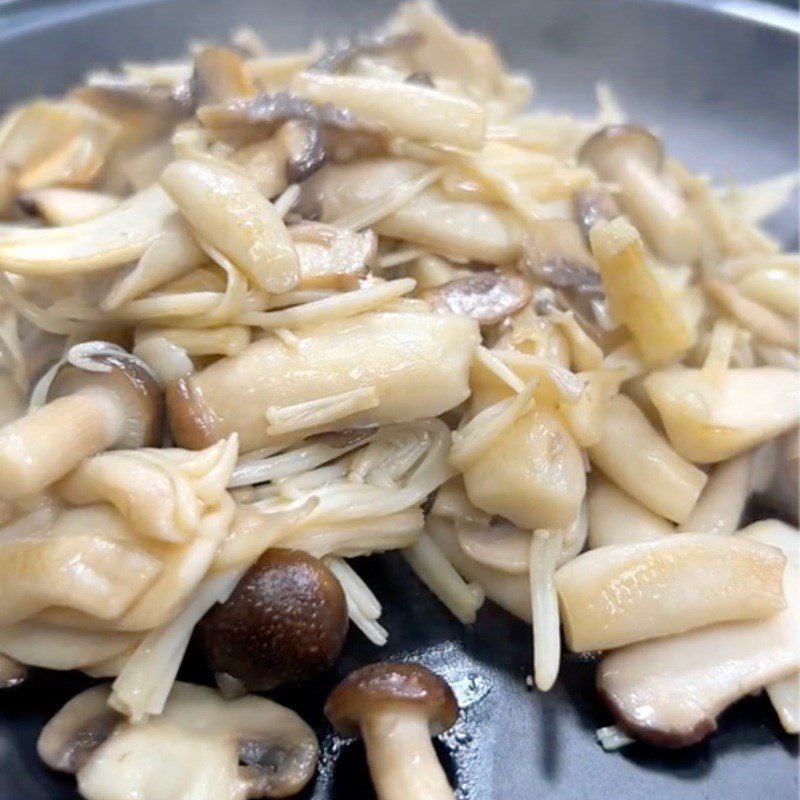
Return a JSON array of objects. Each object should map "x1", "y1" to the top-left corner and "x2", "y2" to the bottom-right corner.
[
  {"x1": 167, "y1": 311, "x2": 479, "y2": 452},
  {"x1": 579, "y1": 124, "x2": 701, "y2": 263},
  {"x1": 421, "y1": 271, "x2": 532, "y2": 326},
  {"x1": 555, "y1": 532, "x2": 786, "y2": 652},
  {"x1": 39, "y1": 682, "x2": 319, "y2": 799},
  {"x1": 325, "y1": 662, "x2": 458, "y2": 800},
  {"x1": 597, "y1": 520, "x2": 799, "y2": 746},
  {"x1": 202, "y1": 549, "x2": 348, "y2": 695},
  {"x1": 0, "y1": 343, "x2": 162, "y2": 499}
]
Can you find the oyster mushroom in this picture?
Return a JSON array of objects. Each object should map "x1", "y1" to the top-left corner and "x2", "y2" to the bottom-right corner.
[
  {"x1": 578, "y1": 124, "x2": 701, "y2": 263},
  {"x1": 202, "y1": 548, "x2": 348, "y2": 695},
  {"x1": 167, "y1": 311, "x2": 478, "y2": 452},
  {"x1": 421, "y1": 271, "x2": 532, "y2": 326},
  {"x1": 597, "y1": 520, "x2": 799, "y2": 746},
  {"x1": 555, "y1": 532, "x2": 786, "y2": 652},
  {"x1": 325, "y1": 662, "x2": 458, "y2": 800},
  {"x1": 644, "y1": 365, "x2": 800, "y2": 463},
  {"x1": 0, "y1": 343, "x2": 162, "y2": 499},
  {"x1": 38, "y1": 681, "x2": 319, "y2": 800}
]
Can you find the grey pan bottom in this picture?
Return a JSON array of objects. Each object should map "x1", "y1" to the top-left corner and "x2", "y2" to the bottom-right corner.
[{"x1": 0, "y1": 0, "x2": 797, "y2": 798}]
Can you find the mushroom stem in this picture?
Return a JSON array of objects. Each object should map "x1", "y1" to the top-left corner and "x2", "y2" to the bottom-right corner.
[
  {"x1": 529, "y1": 529, "x2": 562, "y2": 692},
  {"x1": 0, "y1": 390, "x2": 122, "y2": 499},
  {"x1": 614, "y1": 157, "x2": 701, "y2": 263},
  {"x1": 361, "y1": 710, "x2": 454, "y2": 800}
]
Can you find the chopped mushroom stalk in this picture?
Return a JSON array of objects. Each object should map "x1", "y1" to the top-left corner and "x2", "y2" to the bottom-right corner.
[
  {"x1": 167, "y1": 312, "x2": 479, "y2": 452},
  {"x1": 597, "y1": 520, "x2": 799, "y2": 746},
  {"x1": 0, "y1": 343, "x2": 162, "y2": 499},
  {"x1": 579, "y1": 124, "x2": 701, "y2": 263},
  {"x1": 555, "y1": 532, "x2": 786, "y2": 652},
  {"x1": 325, "y1": 662, "x2": 458, "y2": 800},
  {"x1": 39, "y1": 682, "x2": 319, "y2": 800}
]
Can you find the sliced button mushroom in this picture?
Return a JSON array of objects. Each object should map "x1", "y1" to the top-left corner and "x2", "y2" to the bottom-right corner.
[
  {"x1": 579, "y1": 124, "x2": 701, "y2": 263},
  {"x1": 202, "y1": 549, "x2": 348, "y2": 694},
  {"x1": 644, "y1": 366, "x2": 800, "y2": 463},
  {"x1": 597, "y1": 520, "x2": 799, "y2": 746},
  {"x1": 167, "y1": 311, "x2": 478, "y2": 452},
  {"x1": 421, "y1": 271, "x2": 532, "y2": 325},
  {"x1": 0, "y1": 343, "x2": 163, "y2": 499},
  {"x1": 555, "y1": 532, "x2": 786, "y2": 652},
  {"x1": 325, "y1": 662, "x2": 458, "y2": 800},
  {"x1": 39, "y1": 681, "x2": 319, "y2": 800}
]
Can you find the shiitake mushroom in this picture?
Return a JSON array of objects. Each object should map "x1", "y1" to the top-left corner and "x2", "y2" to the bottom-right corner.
[{"x1": 201, "y1": 548, "x2": 348, "y2": 695}]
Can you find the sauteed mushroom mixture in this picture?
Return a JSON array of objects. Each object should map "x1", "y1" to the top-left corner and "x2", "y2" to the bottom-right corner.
[{"x1": 0, "y1": 3, "x2": 796, "y2": 797}]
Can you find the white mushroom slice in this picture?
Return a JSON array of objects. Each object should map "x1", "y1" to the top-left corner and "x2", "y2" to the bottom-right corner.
[
  {"x1": 293, "y1": 71, "x2": 486, "y2": 150},
  {"x1": 160, "y1": 159, "x2": 299, "y2": 294},
  {"x1": 677, "y1": 453, "x2": 749, "y2": 536},
  {"x1": 587, "y1": 394, "x2": 706, "y2": 523},
  {"x1": 0, "y1": 505, "x2": 161, "y2": 626},
  {"x1": 421, "y1": 272, "x2": 532, "y2": 325},
  {"x1": 291, "y1": 223, "x2": 376, "y2": 289},
  {"x1": 0, "y1": 622, "x2": 139, "y2": 671},
  {"x1": 168, "y1": 311, "x2": 479, "y2": 452},
  {"x1": 589, "y1": 217, "x2": 695, "y2": 364},
  {"x1": 587, "y1": 473, "x2": 674, "y2": 547},
  {"x1": 463, "y1": 406, "x2": 586, "y2": 530},
  {"x1": 644, "y1": 366, "x2": 800, "y2": 463},
  {"x1": 597, "y1": 520, "x2": 799, "y2": 746},
  {"x1": 18, "y1": 188, "x2": 120, "y2": 225},
  {"x1": 555, "y1": 532, "x2": 786, "y2": 652},
  {"x1": 428, "y1": 516, "x2": 531, "y2": 622},
  {"x1": 0, "y1": 185, "x2": 174, "y2": 275},
  {"x1": 38, "y1": 682, "x2": 318, "y2": 800},
  {"x1": 767, "y1": 673, "x2": 799, "y2": 734}
]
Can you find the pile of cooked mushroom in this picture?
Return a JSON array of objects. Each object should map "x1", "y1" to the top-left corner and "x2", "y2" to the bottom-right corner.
[{"x1": 0, "y1": 2, "x2": 796, "y2": 797}]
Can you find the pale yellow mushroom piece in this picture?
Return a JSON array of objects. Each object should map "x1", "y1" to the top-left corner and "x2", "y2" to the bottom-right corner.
[
  {"x1": 597, "y1": 520, "x2": 799, "y2": 746},
  {"x1": 644, "y1": 365, "x2": 800, "y2": 464},
  {"x1": 167, "y1": 311, "x2": 479, "y2": 452},
  {"x1": 463, "y1": 406, "x2": 586, "y2": 531},
  {"x1": 587, "y1": 394, "x2": 707, "y2": 523},
  {"x1": 555, "y1": 532, "x2": 786, "y2": 652}
]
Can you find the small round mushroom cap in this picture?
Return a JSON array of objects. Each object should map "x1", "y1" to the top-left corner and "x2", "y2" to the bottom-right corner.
[
  {"x1": 202, "y1": 548, "x2": 348, "y2": 692},
  {"x1": 325, "y1": 662, "x2": 458, "y2": 738},
  {"x1": 47, "y1": 344, "x2": 163, "y2": 448},
  {"x1": 578, "y1": 124, "x2": 664, "y2": 177}
]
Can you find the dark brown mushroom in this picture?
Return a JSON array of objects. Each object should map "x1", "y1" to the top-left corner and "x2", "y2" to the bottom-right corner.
[
  {"x1": 202, "y1": 548, "x2": 348, "y2": 694},
  {"x1": 421, "y1": 271, "x2": 532, "y2": 326},
  {"x1": 0, "y1": 342, "x2": 162, "y2": 499},
  {"x1": 38, "y1": 682, "x2": 319, "y2": 799},
  {"x1": 578, "y1": 124, "x2": 701, "y2": 263},
  {"x1": 325, "y1": 662, "x2": 458, "y2": 800}
]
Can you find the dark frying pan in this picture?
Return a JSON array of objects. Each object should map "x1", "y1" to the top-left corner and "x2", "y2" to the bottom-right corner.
[{"x1": 0, "y1": 1, "x2": 797, "y2": 798}]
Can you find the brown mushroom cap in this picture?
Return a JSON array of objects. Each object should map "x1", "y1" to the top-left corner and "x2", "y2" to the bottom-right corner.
[
  {"x1": 202, "y1": 548, "x2": 348, "y2": 692},
  {"x1": 578, "y1": 124, "x2": 664, "y2": 177},
  {"x1": 47, "y1": 346, "x2": 163, "y2": 448},
  {"x1": 325, "y1": 662, "x2": 458, "y2": 738}
]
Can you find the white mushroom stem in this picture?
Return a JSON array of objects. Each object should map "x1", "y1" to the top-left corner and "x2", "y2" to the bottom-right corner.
[
  {"x1": 0, "y1": 389, "x2": 123, "y2": 499},
  {"x1": 529, "y1": 530, "x2": 562, "y2": 692},
  {"x1": 360, "y1": 710, "x2": 455, "y2": 800},
  {"x1": 766, "y1": 673, "x2": 799, "y2": 734},
  {"x1": 611, "y1": 155, "x2": 701, "y2": 263}
]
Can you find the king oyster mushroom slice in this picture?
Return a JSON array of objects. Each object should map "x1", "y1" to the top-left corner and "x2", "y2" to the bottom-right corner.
[
  {"x1": 166, "y1": 311, "x2": 479, "y2": 452},
  {"x1": 160, "y1": 159, "x2": 300, "y2": 295},
  {"x1": 39, "y1": 682, "x2": 319, "y2": 800},
  {"x1": 587, "y1": 473, "x2": 674, "y2": 548},
  {"x1": 0, "y1": 184, "x2": 174, "y2": 275},
  {"x1": 578, "y1": 124, "x2": 701, "y2": 263},
  {"x1": 644, "y1": 365, "x2": 800, "y2": 464},
  {"x1": 290, "y1": 222, "x2": 376, "y2": 289},
  {"x1": 18, "y1": 188, "x2": 120, "y2": 226},
  {"x1": 0, "y1": 343, "x2": 163, "y2": 499},
  {"x1": 421, "y1": 271, "x2": 532, "y2": 325},
  {"x1": 555, "y1": 532, "x2": 787, "y2": 652},
  {"x1": 597, "y1": 520, "x2": 799, "y2": 747},
  {"x1": 192, "y1": 46, "x2": 256, "y2": 106}
]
